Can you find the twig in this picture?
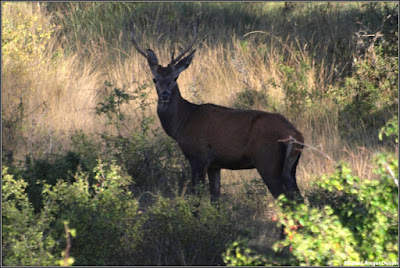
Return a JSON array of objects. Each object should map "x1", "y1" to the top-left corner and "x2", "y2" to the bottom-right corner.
[
  {"x1": 278, "y1": 137, "x2": 336, "y2": 163},
  {"x1": 63, "y1": 222, "x2": 72, "y2": 266},
  {"x1": 384, "y1": 162, "x2": 398, "y2": 187}
]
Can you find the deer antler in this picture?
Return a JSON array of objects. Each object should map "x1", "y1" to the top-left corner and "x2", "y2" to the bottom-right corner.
[
  {"x1": 171, "y1": 20, "x2": 199, "y2": 64},
  {"x1": 130, "y1": 20, "x2": 148, "y2": 59}
]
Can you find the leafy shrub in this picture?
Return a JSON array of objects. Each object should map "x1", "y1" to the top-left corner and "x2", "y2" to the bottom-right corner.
[
  {"x1": 2, "y1": 161, "x2": 144, "y2": 266},
  {"x1": 22, "y1": 150, "x2": 98, "y2": 212},
  {"x1": 275, "y1": 153, "x2": 398, "y2": 265},
  {"x1": 43, "y1": 161, "x2": 144, "y2": 265},
  {"x1": 2, "y1": 166, "x2": 57, "y2": 266},
  {"x1": 278, "y1": 58, "x2": 318, "y2": 115},
  {"x1": 337, "y1": 43, "x2": 398, "y2": 142},
  {"x1": 94, "y1": 81, "x2": 190, "y2": 194},
  {"x1": 223, "y1": 240, "x2": 269, "y2": 266},
  {"x1": 2, "y1": 2, "x2": 56, "y2": 157},
  {"x1": 2, "y1": 3, "x2": 55, "y2": 70},
  {"x1": 3, "y1": 159, "x2": 241, "y2": 266},
  {"x1": 379, "y1": 115, "x2": 399, "y2": 144},
  {"x1": 135, "y1": 195, "x2": 236, "y2": 265},
  {"x1": 224, "y1": 119, "x2": 398, "y2": 266},
  {"x1": 233, "y1": 89, "x2": 269, "y2": 110}
]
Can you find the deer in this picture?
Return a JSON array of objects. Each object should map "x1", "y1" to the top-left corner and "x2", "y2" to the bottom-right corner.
[{"x1": 130, "y1": 21, "x2": 304, "y2": 203}]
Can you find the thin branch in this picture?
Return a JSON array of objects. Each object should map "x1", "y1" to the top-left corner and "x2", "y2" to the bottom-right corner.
[
  {"x1": 384, "y1": 162, "x2": 398, "y2": 187},
  {"x1": 278, "y1": 137, "x2": 336, "y2": 163},
  {"x1": 63, "y1": 222, "x2": 72, "y2": 266}
]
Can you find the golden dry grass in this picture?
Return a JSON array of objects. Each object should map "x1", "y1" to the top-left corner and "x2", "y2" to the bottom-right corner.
[
  {"x1": 2, "y1": 2, "x2": 396, "y2": 259},
  {"x1": 2, "y1": 2, "x2": 392, "y2": 198}
]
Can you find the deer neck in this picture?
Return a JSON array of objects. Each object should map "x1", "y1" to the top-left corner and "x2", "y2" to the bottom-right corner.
[{"x1": 156, "y1": 86, "x2": 194, "y2": 140}]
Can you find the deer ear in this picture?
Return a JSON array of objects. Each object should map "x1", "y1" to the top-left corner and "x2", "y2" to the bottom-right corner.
[
  {"x1": 175, "y1": 50, "x2": 196, "y2": 74},
  {"x1": 146, "y1": 49, "x2": 159, "y2": 66}
]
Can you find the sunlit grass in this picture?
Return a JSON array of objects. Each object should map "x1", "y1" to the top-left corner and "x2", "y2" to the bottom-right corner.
[{"x1": 2, "y1": 2, "x2": 397, "y2": 255}]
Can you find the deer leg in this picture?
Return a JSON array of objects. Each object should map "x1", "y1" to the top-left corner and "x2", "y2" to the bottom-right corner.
[
  {"x1": 258, "y1": 172, "x2": 285, "y2": 199},
  {"x1": 253, "y1": 145, "x2": 286, "y2": 199},
  {"x1": 188, "y1": 159, "x2": 207, "y2": 196},
  {"x1": 207, "y1": 168, "x2": 221, "y2": 202},
  {"x1": 282, "y1": 148, "x2": 303, "y2": 202},
  {"x1": 281, "y1": 173, "x2": 302, "y2": 202},
  {"x1": 256, "y1": 162, "x2": 291, "y2": 241},
  {"x1": 255, "y1": 162, "x2": 285, "y2": 199}
]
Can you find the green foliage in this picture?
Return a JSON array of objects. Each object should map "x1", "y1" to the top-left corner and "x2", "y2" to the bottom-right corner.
[
  {"x1": 337, "y1": 43, "x2": 398, "y2": 142},
  {"x1": 2, "y1": 2, "x2": 55, "y2": 69},
  {"x1": 278, "y1": 58, "x2": 318, "y2": 114},
  {"x1": 23, "y1": 150, "x2": 95, "y2": 212},
  {"x1": 43, "y1": 161, "x2": 143, "y2": 265},
  {"x1": 223, "y1": 240, "x2": 268, "y2": 266},
  {"x1": 287, "y1": 155, "x2": 397, "y2": 265},
  {"x1": 345, "y1": 48, "x2": 397, "y2": 115},
  {"x1": 3, "y1": 162, "x2": 240, "y2": 265},
  {"x1": 136, "y1": 196, "x2": 236, "y2": 265},
  {"x1": 95, "y1": 80, "x2": 153, "y2": 134},
  {"x1": 224, "y1": 156, "x2": 398, "y2": 265},
  {"x1": 233, "y1": 89, "x2": 269, "y2": 110},
  {"x1": 95, "y1": 80, "x2": 189, "y2": 193},
  {"x1": 96, "y1": 81, "x2": 133, "y2": 122},
  {"x1": 2, "y1": 161, "x2": 144, "y2": 266},
  {"x1": 379, "y1": 116, "x2": 399, "y2": 144},
  {"x1": 2, "y1": 166, "x2": 57, "y2": 266},
  {"x1": 224, "y1": 119, "x2": 399, "y2": 266}
]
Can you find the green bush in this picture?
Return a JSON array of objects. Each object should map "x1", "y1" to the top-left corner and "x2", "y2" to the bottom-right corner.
[
  {"x1": 22, "y1": 150, "x2": 97, "y2": 212},
  {"x1": 233, "y1": 89, "x2": 269, "y2": 110},
  {"x1": 43, "y1": 161, "x2": 144, "y2": 265},
  {"x1": 2, "y1": 166, "x2": 57, "y2": 266},
  {"x1": 275, "y1": 152, "x2": 398, "y2": 265},
  {"x1": 94, "y1": 81, "x2": 190, "y2": 194},
  {"x1": 3, "y1": 160, "x2": 240, "y2": 266},
  {"x1": 278, "y1": 58, "x2": 319, "y2": 115},
  {"x1": 223, "y1": 240, "x2": 269, "y2": 266},
  {"x1": 135, "y1": 195, "x2": 236, "y2": 265},
  {"x1": 224, "y1": 119, "x2": 398, "y2": 266},
  {"x1": 2, "y1": 161, "x2": 144, "y2": 266},
  {"x1": 337, "y1": 43, "x2": 398, "y2": 142}
]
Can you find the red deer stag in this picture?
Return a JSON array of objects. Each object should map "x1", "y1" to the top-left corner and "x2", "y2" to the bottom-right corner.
[{"x1": 130, "y1": 21, "x2": 304, "y2": 202}]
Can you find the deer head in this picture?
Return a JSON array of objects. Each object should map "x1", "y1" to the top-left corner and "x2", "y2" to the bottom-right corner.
[{"x1": 130, "y1": 21, "x2": 198, "y2": 105}]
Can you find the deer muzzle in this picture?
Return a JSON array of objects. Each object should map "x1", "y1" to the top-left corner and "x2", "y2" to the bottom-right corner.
[{"x1": 160, "y1": 91, "x2": 171, "y2": 103}]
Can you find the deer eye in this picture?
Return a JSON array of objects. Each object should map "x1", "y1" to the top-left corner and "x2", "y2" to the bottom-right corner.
[{"x1": 153, "y1": 78, "x2": 157, "y2": 83}]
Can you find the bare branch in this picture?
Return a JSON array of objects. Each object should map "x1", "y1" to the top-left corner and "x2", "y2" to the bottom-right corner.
[
  {"x1": 384, "y1": 162, "x2": 398, "y2": 187},
  {"x1": 279, "y1": 137, "x2": 336, "y2": 163}
]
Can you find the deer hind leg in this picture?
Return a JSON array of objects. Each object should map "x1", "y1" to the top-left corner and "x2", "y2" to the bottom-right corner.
[
  {"x1": 253, "y1": 145, "x2": 286, "y2": 199},
  {"x1": 281, "y1": 142, "x2": 303, "y2": 202},
  {"x1": 257, "y1": 168, "x2": 285, "y2": 199},
  {"x1": 207, "y1": 168, "x2": 221, "y2": 202}
]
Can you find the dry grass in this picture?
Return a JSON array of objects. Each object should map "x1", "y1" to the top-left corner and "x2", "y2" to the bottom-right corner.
[
  {"x1": 3, "y1": 1, "x2": 387, "y2": 191},
  {"x1": 2, "y1": 2, "x2": 396, "y2": 254}
]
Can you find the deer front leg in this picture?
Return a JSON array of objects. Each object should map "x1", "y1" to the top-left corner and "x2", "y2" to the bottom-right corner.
[
  {"x1": 207, "y1": 168, "x2": 221, "y2": 202},
  {"x1": 188, "y1": 158, "x2": 207, "y2": 196}
]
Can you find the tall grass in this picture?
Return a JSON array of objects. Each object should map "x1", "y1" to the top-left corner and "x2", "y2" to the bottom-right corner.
[
  {"x1": 2, "y1": 2, "x2": 398, "y2": 260},
  {"x1": 3, "y1": 1, "x2": 397, "y2": 179}
]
